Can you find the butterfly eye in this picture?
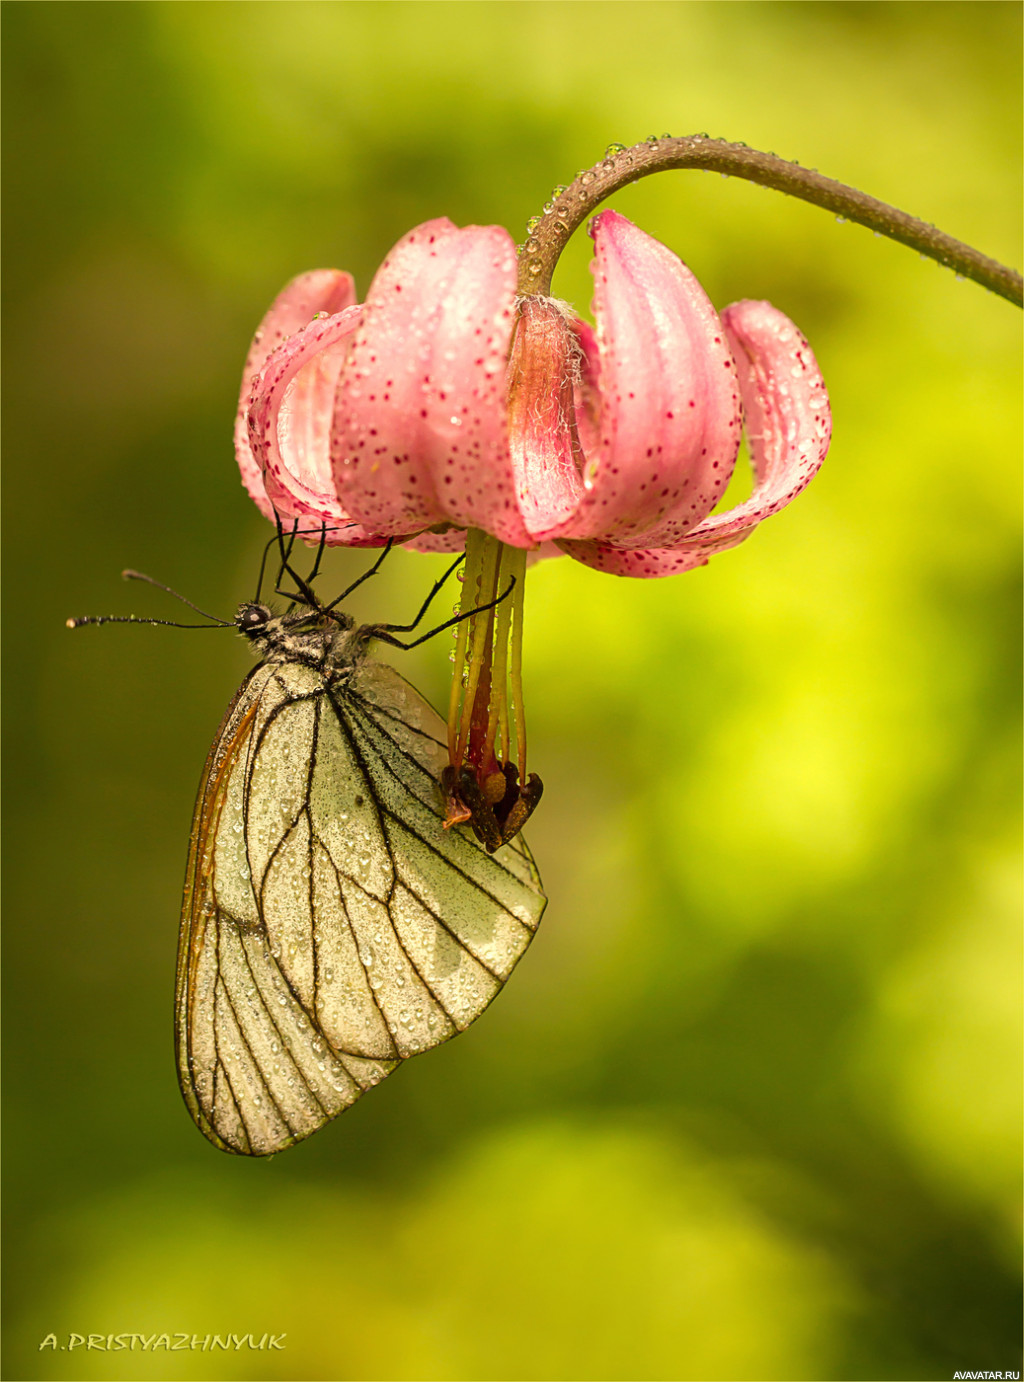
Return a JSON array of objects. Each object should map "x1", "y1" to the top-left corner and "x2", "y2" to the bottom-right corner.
[{"x1": 237, "y1": 603, "x2": 271, "y2": 634}]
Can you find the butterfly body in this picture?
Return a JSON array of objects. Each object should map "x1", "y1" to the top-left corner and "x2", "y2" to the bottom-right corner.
[{"x1": 176, "y1": 604, "x2": 545, "y2": 1156}]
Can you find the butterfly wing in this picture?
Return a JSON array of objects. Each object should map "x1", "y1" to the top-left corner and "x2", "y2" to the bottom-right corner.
[
  {"x1": 175, "y1": 663, "x2": 394, "y2": 1156},
  {"x1": 176, "y1": 655, "x2": 545, "y2": 1157},
  {"x1": 314, "y1": 658, "x2": 547, "y2": 1053}
]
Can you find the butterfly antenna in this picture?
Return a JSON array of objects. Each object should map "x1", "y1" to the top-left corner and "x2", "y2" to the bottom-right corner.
[
  {"x1": 121, "y1": 570, "x2": 232, "y2": 624},
  {"x1": 67, "y1": 613, "x2": 227, "y2": 630}
]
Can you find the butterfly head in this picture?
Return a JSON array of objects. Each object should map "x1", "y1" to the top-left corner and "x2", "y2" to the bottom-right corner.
[
  {"x1": 235, "y1": 601, "x2": 359, "y2": 669},
  {"x1": 236, "y1": 603, "x2": 275, "y2": 639}
]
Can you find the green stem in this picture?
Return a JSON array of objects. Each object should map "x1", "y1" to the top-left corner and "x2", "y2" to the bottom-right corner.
[{"x1": 517, "y1": 135, "x2": 1021, "y2": 307}]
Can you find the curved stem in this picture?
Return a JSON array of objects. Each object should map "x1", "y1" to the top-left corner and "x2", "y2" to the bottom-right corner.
[{"x1": 517, "y1": 136, "x2": 1022, "y2": 307}]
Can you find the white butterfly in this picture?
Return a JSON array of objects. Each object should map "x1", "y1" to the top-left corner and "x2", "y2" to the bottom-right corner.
[{"x1": 175, "y1": 598, "x2": 546, "y2": 1156}]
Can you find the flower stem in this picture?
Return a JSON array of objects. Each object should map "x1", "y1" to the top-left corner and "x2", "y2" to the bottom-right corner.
[{"x1": 517, "y1": 136, "x2": 1022, "y2": 306}]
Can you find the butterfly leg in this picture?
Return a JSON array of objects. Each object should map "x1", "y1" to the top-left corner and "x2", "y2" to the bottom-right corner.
[
  {"x1": 273, "y1": 516, "x2": 321, "y2": 609},
  {"x1": 376, "y1": 553, "x2": 466, "y2": 635},
  {"x1": 372, "y1": 576, "x2": 516, "y2": 652},
  {"x1": 303, "y1": 523, "x2": 330, "y2": 586},
  {"x1": 322, "y1": 538, "x2": 396, "y2": 613}
]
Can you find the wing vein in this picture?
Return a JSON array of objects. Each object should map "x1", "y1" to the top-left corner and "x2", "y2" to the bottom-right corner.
[
  {"x1": 387, "y1": 857, "x2": 504, "y2": 983},
  {"x1": 217, "y1": 961, "x2": 302, "y2": 1137},
  {"x1": 231, "y1": 924, "x2": 324, "y2": 1128},
  {"x1": 215, "y1": 977, "x2": 260, "y2": 1152},
  {"x1": 322, "y1": 850, "x2": 400, "y2": 1059},
  {"x1": 307, "y1": 700, "x2": 323, "y2": 1024},
  {"x1": 337, "y1": 693, "x2": 534, "y2": 919}
]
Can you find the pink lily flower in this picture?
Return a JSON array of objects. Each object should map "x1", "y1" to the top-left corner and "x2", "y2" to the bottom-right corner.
[
  {"x1": 236, "y1": 210, "x2": 830, "y2": 845},
  {"x1": 237, "y1": 210, "x2": 829, "y2": 565}
]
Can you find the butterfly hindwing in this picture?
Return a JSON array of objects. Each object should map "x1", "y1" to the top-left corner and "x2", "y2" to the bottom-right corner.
[{"x1": 340, "y1": 661, "x2": 545, "y2": 989}]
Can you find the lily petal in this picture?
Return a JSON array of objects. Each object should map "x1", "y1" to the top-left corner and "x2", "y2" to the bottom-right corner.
[
  {"x1": 331, "y1": 219, "x2": 531, "y2": 546},
  {"x1": 571, "y1": 317, "x2": 603, "y2": 459},
  {"x1": 404, "y1": 529, "x2": 467, "y2": 554},
  {"x1": 674, "y1": 299, "x2": 831, "y2": 550},
  {"x1": 548, "y1": 211, "x2": 742, "y2": 544},
  {"x1": 235, "y1": 269, "x2": 356, "y2": 521},
  {"x1": 506, "y1": 297, "x2": 586, "y2": 536},
  {"x1": 248, "y1": 304, "x2": 386, "y2": 544},
  {"x1": 555, "y1": 538, "x2": 732, "y2": 577},
  {"x1": 561, "y1": 300, "x2": 831, "y2": 577}
]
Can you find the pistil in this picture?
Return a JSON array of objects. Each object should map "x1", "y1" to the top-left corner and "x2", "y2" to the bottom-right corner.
[{"x1": 443, "y1": 530, "x2": 540, "y2": 851}]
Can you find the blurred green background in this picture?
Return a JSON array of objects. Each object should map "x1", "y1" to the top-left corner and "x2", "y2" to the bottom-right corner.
[{"x1": 3, "y1": 3, "x2": 1020, "y2": 1379}]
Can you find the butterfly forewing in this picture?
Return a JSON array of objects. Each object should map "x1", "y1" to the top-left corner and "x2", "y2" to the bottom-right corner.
[
  {"x1": 176, "y1": 651, "x2": 545, "y2": 1156},
  {"x1": 176, "y1": 667, "x2": 377, "y2": 1155}
]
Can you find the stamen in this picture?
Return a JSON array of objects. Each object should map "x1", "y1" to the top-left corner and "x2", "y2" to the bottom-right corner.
[
  {"x1": 485, "y1": 547, "x2": 515, "y2": 758},
  {"x1": 447, "y1": 530, "x2": 479, "y2": 762},
  {"x1": 508, "y1": 546, "x2": 528, "y2": 780},
  {"x1": 444, "y1": 530, "x2": 538, "y2": 849},
  {"x1": 456, "y1": 532, "x2": 501, "y2": 764}
]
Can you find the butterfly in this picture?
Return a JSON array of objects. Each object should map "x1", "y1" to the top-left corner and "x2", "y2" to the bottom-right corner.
[{"x1": 71, "y1": 532, "x2": 546, "y2": 1155}]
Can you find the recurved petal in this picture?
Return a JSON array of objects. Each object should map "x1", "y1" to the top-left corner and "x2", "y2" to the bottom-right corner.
[
  {"x1": 404, "y1": 529, "x2": 467, "y2": 554},
  {"x1": 236, "y1": 270, "x2": 357, "y2": 520},
  {"x1": 673, "y1": 299, "x2": 831, "y2": 552},
  {"x1": 331, "y1": 219, "x2": 531, "y2": 546},
  {"x1": 549, "y1": 211, "x2": 742, "y2": 544},
  {"x1": 556, "y1": 537, "x2": 741, "y2": 577},
  {"x1": 571, "y1": 317, "x2": 603, "y2": 460},
  {"x1": 247, "y1": 305, "x2": 386, "y2": 543},
  {"x1": 507, "y1": 297, "x2": 586, "y2": 538}
]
